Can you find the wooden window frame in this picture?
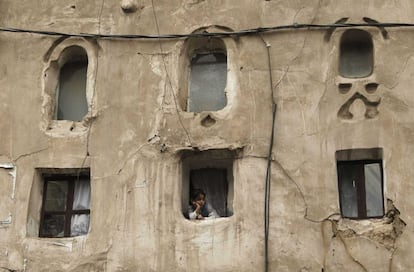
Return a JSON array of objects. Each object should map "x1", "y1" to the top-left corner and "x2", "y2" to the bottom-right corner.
[
  {"x1": 39, "y1": 172, "x2": 90, "y2": 238},
  {"x1": 337, "y1": 159, "x2": 384, "y2": 219}
]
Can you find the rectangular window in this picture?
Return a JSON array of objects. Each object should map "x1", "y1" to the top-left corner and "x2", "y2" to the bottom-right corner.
[
  {"x1": 182, "y1": 149, "x2": 235, "y2": 220},
  {"x1": 337, "y1": 160, "x2": 384, "y2": 219},
  {"x1": 39, "y1": 170, "x2": 90, "y2": 237}
]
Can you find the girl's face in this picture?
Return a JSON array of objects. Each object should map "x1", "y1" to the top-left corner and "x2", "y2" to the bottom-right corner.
[{"x1": 193, "y1": 194, "x2": 205, "y2": 207}]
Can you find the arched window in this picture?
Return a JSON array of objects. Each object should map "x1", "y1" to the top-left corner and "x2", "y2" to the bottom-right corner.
[
  {"x1": 55, "y1": 46, "x2": 88, "y2": 121},
  {"x1": 339, "y1": 29, "x2": 373, "y2": 78},
  {"x1": 186, "y1": 38, "x2": 227, "y2": 112}
]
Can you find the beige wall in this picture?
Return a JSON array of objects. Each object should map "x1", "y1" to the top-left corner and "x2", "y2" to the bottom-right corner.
[{"x1": 1, "y1": 1, "x2": 414, "y2": 271}]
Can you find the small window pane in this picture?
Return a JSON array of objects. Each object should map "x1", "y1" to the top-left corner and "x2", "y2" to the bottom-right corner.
[
  {"x1": 364, "y1": 163, "x2": 383, "y2": 217},
  {"x1": 40, "y1": 214, "x2": 65, "y2": 237},
  {"x1": 337, "y1": 164, "x2": 359, "y2": 218},
  {"x1": 44, "y1": 181, "x2": 68, "y2": 211},
  {"x1": 71, "y1": 214, "x2": 90, "y2": 237},
  {"x1": 339, "y1": 30, "x2": 373, "y2": 78},
  {"x1": 188, "y1": 53, "x2": 227, "y2": 112},
  {"x1": 73, "y1": 179, "x2": 91, "y2": 210},
  {"x1": 56, "y1": 61, "x2": 88, "y2": 121}
]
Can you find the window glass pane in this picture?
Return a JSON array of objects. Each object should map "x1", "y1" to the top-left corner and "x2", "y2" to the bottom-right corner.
[
  {"x1": 40, "y1": 214, "x2": 65, "y2": 237},
  {"x1": 190, "y1": 168, "x2": 228, "y2": 217},
  {"x1": 44, "y1": 181, "x2": 68, "y2": 211},
  {"x1": 71, "y1": 214, "x2": 90, "y2": 237},
  {"x1": 339, "y1": 30, "x2": 373, "y2": 78},
  {"x1": 337, "y1": 164, "x2": 359, "y2": 218},
  {"x1": 364, "y1": 163, "x2": 384, "y2": 217},
  {"x1": 188, "y1": 53, "x2": 227, "y2": 112},
  {"x1": 56, "y1": 61, "x2": 88, "y2": 121},
  {"x1": 73, "y1": 178, "x2": 91, "y2": 210}
]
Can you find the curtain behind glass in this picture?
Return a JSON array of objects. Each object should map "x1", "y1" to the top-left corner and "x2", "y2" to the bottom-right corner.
[{"x1": 71, "y1": 179, "x2": 90, "y2": 236}]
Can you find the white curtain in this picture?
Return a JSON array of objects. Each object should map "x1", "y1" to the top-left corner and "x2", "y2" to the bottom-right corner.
[
  {"x1": 71, "y1": 179, "x2": 91, "y2": 236},
  {"x1": 71, "y1": 214, "x2": 90, "y2": 236}
]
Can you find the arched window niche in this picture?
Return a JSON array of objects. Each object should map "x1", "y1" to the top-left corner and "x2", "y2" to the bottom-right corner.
[
  {"x1": 177, "y1": 29, "x2": 237, "y2": 114},
  {"x1": 42, "y1": 38, "x2": 97, "y2": 133},
  {"x1": 55, "y1": 46, "x2": 88, "y2": 121},
  {"x1": 339, "y1": 29, "x2": 373, "y2": 78}
]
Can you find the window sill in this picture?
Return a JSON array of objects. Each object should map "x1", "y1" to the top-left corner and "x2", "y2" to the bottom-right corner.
[
  {"x1": 25, "y1": 235, "x2": 88, "y2": 251},
  {"x1": 335, "y1": 214, "x2": 405, "y2": 249},
  {"x1": 183, "y1": 215, "x2": 233, "y2": 225},
  {"x1": 45, "y1": 120, "x2": 89, "y2": 137},
  {"x1": 335, "y1": 74, "x2": 376, "y2": 85}
]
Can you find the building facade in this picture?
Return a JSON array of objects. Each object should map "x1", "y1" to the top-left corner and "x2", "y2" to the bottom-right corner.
[{"x1": 0, "y1": 0, "x2": 413, "y2": 271}]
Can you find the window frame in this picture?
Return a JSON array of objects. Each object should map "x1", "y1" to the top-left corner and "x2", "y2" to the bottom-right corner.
[
  {"x1": 337, "y1": 159, "x2": 384, "y2": 219},
  {"x1": 39, "y1": 172, "x2": 90, "y2": 238},
  {"x1": 181, "y1": 149, "x2": 236, "y2": 219}
]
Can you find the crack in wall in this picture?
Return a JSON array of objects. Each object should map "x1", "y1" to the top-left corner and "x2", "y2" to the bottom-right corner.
[
  {"x1": 323, "y1": 199, "x2": 406, "y2": 271},
  {"x1": 336, "y1": 231, "x2": 369, "y2": 272}
]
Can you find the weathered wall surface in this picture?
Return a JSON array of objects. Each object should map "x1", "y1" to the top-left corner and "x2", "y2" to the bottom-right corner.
[{"x1": 1, "y1": 0, "x2": 414, "y2": 271}]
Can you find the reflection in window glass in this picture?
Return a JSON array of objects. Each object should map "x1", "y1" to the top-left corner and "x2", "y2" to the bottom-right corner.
[
  {"x1": 337, "y1": 164, "x2": 358, "y2": 218},
  {"x1": 40, "y1": 214, "x2": 65, "y2": 238},
  {"x1": 56, "y1": 60, "x2": 88, "y2": 121},
  {"x1": 39, "y1": 171, "x2": 91, "y2": 238},
  {"x1": 337, "y1": 160, "x2": 384, "y2": 219},
  {"x1": 339, "y1": 29, "x2": 373, "y2": 78},
  {"x1": 188, "y1": 53, "x2": 227, "y2": 112},
  {"x1": 364, "y1": 163, "x2": 383, "y2": 217},
  {"x1": 44, "y1": 181, "x2": 68, "y2": 211}
]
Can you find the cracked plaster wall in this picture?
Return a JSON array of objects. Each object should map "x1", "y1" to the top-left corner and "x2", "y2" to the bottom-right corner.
[{"x1": 0, "y1": 0, "x2": 414, "y2": 271}]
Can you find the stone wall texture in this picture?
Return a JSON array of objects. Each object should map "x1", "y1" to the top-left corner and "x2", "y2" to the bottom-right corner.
[{"x1": 1, "y1": 0, "x2": 414, "y2": 271}]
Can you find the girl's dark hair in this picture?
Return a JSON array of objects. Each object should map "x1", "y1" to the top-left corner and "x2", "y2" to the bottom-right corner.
[{"x1": 190, "y1": 188, "x2": 206, "y2": 201}]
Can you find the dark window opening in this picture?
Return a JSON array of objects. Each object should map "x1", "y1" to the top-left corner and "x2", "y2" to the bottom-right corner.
[
  {"x1": 336, "y1": 151, "x2": 384, "y2": 219},
  {"x1": 188, "y1": 52, "x2": 227, "y2": 112},
  {"x1": 55, "y1": 47, "x2": 88, "y2": 121},
  {"x1": 39, "y1": 169, "x2": 90, "y2": 237},
  {"x1": 339, "y1": 29, "x2": 373, "y2": 78},
  {"x1": 190, "y1": 168, "x2": 228, "y2": 217},
  {"x1": 181, "y1": 149, "x2": 235, "y2": 220}
]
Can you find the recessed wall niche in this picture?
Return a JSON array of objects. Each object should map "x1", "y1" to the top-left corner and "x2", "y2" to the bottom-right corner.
[{"x1": 42, "y1": 37, "x2": 98, "y2": 134}]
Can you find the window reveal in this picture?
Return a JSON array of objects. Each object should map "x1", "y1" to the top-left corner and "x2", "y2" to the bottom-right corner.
[{"x1": 39, "y1": 172, "x2": 91, "y2": 237}]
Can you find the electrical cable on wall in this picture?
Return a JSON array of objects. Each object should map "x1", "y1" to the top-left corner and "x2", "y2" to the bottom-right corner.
[
  {"x1": 260, "y1": 35, "x2": 277, "y2": 272},
  {"x1": 150, "y1": 0, "x2": 193, "y2": 147},
  {"x1": 0, "y1": 22, "x2": 414, "y2": 40}
]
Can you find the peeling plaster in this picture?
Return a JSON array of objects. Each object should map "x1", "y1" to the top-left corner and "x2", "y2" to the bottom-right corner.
[
  {"x1": 0, "y1": 163, "x2": 16, "y2": 200},
  {"x1": 0, "y1": 214, "x2": 12, "y2": 227}
]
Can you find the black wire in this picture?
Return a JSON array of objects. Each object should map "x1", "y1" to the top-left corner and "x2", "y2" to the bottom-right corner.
[
  {"x1": 150, "y1": 0, "x2": 193, "y2": 147},
  {"x1": 1, "y1": 22, "x2": 414, "y2": 40},
  {"x1": 260, "y1": 35, "x2": 277, "y2": 272}
]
